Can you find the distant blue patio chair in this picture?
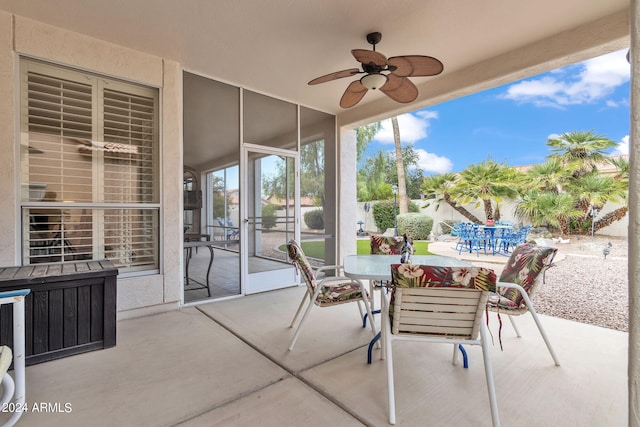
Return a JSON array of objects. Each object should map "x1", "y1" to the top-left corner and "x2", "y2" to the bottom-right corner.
[
  {"x1": 216, "y1": 217, "x2": 239, "y2": 240},
  {"x1": 457, "y1": 223, "x2": 489, "y2": 257},
  {"x1": 225, "y1": 218, "x2": 239, "y2": 240},
  {"x1": 499, "y1": 225, "x2": 532, "y2": 254}
]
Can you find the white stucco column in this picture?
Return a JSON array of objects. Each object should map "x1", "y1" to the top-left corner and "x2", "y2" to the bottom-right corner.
[
  {"x1": 338, "y1": 128, "x2": 357, "y2": 261},
  {"x1": 629, "y1": 0, "x2": 640, "y2": 425}
]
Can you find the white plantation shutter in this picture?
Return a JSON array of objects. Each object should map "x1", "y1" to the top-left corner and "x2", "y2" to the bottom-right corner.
[
  {"x1": 103, "y1": 87, "x2": 157, "y2": 204},
  {"x1": 21, "y1": 60, "x2": 159, "y2": 273},
  {"x1": 24, "y1": 71, "x2": 94, "y2": 203}
]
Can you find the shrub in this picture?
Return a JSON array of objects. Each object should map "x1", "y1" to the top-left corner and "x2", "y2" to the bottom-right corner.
[
  {"x1": 304, "y1": 209, "x2": 324, "y2": 230},
  {"x1": 397, "y1": 213, "x2": 434, "y2": 240},
  {"x1": 261, "y1": 204, "x2": 278, "y2": 229},
  {"x1": 372, "y1": 200, "x2": 419, "y2": 232}
]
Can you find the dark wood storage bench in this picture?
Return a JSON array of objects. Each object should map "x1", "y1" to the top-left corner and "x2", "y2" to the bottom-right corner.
[{"x1": 0, "y1": 260, "x2": 118, "y2": 365}]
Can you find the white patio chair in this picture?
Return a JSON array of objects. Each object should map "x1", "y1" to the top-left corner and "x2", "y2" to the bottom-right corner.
[
  {"x1": 486, "y1": 243, "x2": 560, "y2": 366},
  {"x1": 383, "y1": 264, "x2": 499, "y2": 426},
  {"x1": 286, "y1": 240, "x2": 376, "y2": 351}
]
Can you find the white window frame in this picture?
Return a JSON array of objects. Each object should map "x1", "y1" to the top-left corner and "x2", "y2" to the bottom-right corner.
[{"x1": 19, "y1": 59, "x2": 160, "y2": 274}]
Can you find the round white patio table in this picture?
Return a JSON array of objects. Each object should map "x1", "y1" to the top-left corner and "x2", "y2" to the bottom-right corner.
[{"x1": 343, "y1": 254, "x2": 472, "y2": 282}]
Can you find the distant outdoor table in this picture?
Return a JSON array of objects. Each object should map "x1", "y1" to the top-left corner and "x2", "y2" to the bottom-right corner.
[
  {"x1": 183, "y1": 240, "x2": 216, "y2": 297},
  {"x1": 480, "y1": 225, "x2": 513, "y2": 255},
  {"x1": 343, "y1": 254, "x2": 473, "y2": 363}
]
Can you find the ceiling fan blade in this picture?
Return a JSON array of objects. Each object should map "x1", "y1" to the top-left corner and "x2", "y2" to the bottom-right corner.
[
  {"x1": 308, "y1": 68, "x2": 361, "y2": 85},
  {"x1": 380, "y1": 74, "x2": 418, "y2": 103},
  {"x1": 340, "y1": 80, "x2": 368, "y2": 108},
  {"x1": 352, "y1": 49, "x2": 387, "y2": 67},
  {"x1": 388, "y1": 55, "x2": 444, "y2": 77}
]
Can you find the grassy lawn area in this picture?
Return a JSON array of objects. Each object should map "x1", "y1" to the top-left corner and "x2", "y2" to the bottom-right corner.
[
  {"x1": 356, "y1": 239, "x2": 431, "y2": 255},
  {"x1": 279, "y1": 239, "x2": 432, "y2": 258}
]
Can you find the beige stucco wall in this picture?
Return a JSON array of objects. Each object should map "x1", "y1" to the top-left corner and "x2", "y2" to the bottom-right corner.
[
  {"x1": 0, "y1": 12, "x2": 16, "y2": 264},
  {"x1": 356, "y1": 199, "x2": 629, "y2": 238},
  {"x1": 0, "y1": 12, "x2": 183, "y2": 317}
]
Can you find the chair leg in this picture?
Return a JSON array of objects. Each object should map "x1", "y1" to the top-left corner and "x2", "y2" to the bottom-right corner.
[
  {"x1": 358, "y1": 280, "x2": 378, "y2": 340},
  {"x1": 507, "y1": 315, "x2": 522, "y2": 337},
  {"x1": 451, "y1": 343, "x2": 458, "y2": 365},
  {"x1": 384, "y1": 320, "x2": 396, "y2": 424},
  {"x1": 453, "y1": 344, "x2": 468, "y2": 369},
  {"x1": 519, "y1": 293, "x2": 561, "y2": 366},
  {"x1": 480, "y1": 323, "x2": 500, "y2": 427},
  {"x1": 289, "y1": 290, "x2": 309, "y2": 328},
  {"x1": 288, "y1": 298, "x2": 315, "y2": 351}
]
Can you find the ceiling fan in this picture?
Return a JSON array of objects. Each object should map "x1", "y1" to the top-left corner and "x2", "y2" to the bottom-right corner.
[{"x1": 308, "y1": 32, "x2": 444, "y2": 108}]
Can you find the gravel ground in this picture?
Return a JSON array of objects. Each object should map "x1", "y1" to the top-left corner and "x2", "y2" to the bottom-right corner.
[{"x1": 533, "y1": 235, "x2": 628, "y2": 332}]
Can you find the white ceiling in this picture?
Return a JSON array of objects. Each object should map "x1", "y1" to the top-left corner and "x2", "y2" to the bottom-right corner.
[{"x1": 0, "y1": 0, "x2": 629, "y2": 128}]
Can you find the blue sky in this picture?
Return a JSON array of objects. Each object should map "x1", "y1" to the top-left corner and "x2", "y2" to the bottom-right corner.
[{"x1": 367, "y1": 48, "x2": 631, "y2": 175}]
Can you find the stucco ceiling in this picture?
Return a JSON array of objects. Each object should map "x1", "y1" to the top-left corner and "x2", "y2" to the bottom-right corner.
[{"x1": 0, "y1": 0, "x2": 629, "y2": 128}]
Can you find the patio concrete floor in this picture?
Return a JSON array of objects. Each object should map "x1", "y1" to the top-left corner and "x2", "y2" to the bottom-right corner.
[{"x1": 3, "y1": 277, "x2": 627, "y2": 427}]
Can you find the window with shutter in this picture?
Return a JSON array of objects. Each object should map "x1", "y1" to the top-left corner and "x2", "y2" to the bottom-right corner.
[{"x1": 20, "y1": 59, "x2": 160, "y2": 273}]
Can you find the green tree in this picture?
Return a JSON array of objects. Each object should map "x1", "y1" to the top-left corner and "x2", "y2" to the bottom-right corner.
[
  {"x1": 450, "y1": 159, "x2": 521, "y2": 221},
  {"x1": 263, "y1": 140, "x2": 325, "y2": 206},
  {"x1": 356, "y1": 122, "x2": 382, "y2": 164},
  {"x1": 386, "y1": 145, "x2": 425, "y2": 199},
  {"x1": 547, "y1": 130, "x2": 616, "y2": 178},
  {"x1": 211, "y1": 175, "x2": 231, "y2": 219},
  {"x1": 358, "y1": 146, "x2": 427, "y2": 202},
  {"x1": 421, "y1": 173, "x2": 482, "y2": 223},
  {"x1": 514, "y1": 190, "x2": 582, "y2": 235},
  {"x1": 524, "y1": 158, "x2": 567, "y2": 193},
  {"x1": 593, "y1": 156, "x2": 629, "y2": 231},
  {"x1": 515, "y1": 131, "x2": 628, "y2": 234},
  {"x1": 357, "y1": 151, "x2": 393, "y2": 201}
]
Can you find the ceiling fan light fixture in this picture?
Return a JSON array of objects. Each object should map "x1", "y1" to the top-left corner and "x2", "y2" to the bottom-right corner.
[{"x1": 360, "y1": 73, "x2": 387, "y2": 90}]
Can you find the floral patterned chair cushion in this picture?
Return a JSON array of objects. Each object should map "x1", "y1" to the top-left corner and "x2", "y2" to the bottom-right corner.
[
  {"x1": 370, "y1": 235, "x2": 404, "y2": 255},
  {"x1": 491, "y1": 243, "x2": 557, "y2": 309},
  {"x1": 286, "y1": 240, "x2": 367, "y2": 306},
  {"x1": 287, "y1": 240, "x2": 316, "y2": 285},
  {"x1": 389, "y1": 264, "x2": 497, "y2": 320}
]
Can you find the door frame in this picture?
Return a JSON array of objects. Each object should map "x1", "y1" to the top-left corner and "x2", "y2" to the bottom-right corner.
[{"x1": 240, "y1": 143, "x2": 300, "y2": 294}]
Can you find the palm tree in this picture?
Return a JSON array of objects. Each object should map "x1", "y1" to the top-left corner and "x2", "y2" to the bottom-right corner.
[
  {"x1": 391, "y1": 117, "x2": 409, "y2": 214},
  {"x1": 547, "y1": 130, "x2": 617, "y2": 178},
  {"x1": 450, "y1": 160, "x2": 521, "y2": 221},
  {"x1": 421, "y1": 173, "x2": 482, "y2": 223},
  {"x1": 515, "y1": 190, "x2": 582, "y2": 235},
  {"x1": 525, "y1": 158, "x2": 567, "y2": 193},
  {"x1": 567, "y1": 172, "x2": 625, "y2": 219},
  {"x1": 609, "y1": 156, "x2": 629, "y2": 183},
  {"x1": 592, "y1": 157, "x2": 629, "y2": 231}
]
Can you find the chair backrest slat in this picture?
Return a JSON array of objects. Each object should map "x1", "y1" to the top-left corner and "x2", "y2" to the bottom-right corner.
[{"x1": 390, "y1": 264, "x2": 495, "y2": 339}]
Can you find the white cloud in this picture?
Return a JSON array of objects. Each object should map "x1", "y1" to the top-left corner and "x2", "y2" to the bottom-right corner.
[
  {"x1": 374, "y1": 111, "x2": 438, "y2": 144},
  {"x1": 371, "y1": 110, "x2": 451, "y2": 173},
  {"x1": 415, "y1": 148, "x2": 453, "y2": 174},
  {"x1": 502, "y1": 49, "x2": 630, "y2": 108},
  {"x1": 611, "y1": 135, "x2": 629, "y2": 156}
]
